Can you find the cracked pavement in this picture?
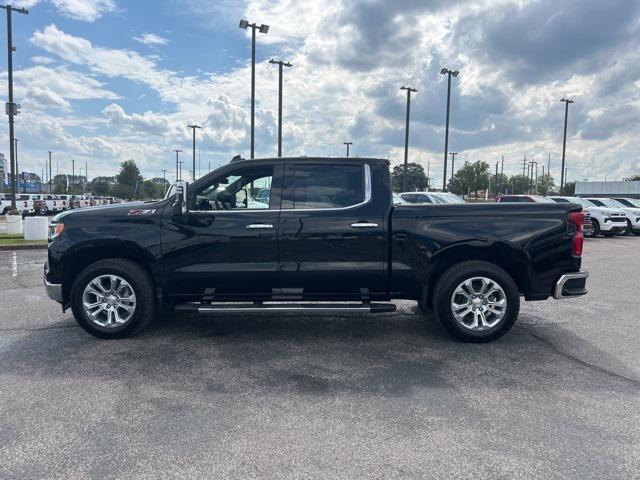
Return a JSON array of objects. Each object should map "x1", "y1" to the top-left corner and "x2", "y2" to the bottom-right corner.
[{"x1": 0, "y1": 240, "x2": 639, "y2": 479}]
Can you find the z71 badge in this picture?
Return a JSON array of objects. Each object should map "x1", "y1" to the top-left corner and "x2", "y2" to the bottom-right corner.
[{"x1": 127, "y1": 209, "x2": 156, "y2": 216}]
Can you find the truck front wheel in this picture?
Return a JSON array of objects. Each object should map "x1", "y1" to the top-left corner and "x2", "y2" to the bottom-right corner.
[
  {"x1": 70, "y1": 258, "x2": 155, "y2": 339},
  {"x1": 432, "y1": 261, "x2": 520, "y2": 343}
]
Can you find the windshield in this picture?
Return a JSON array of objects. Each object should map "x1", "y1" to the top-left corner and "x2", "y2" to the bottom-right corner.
[
  {"x1": 531, "y1": 195, "x2": 555, "y2": 203},
  {"x1": 586, "y1": 199, "x2": 606, "y2": 207},
  {"x1": 570, "y1": 197, "x2": 596, "y2": 208},
  {"x1": 597, "y1": 198, "x2": 626, "y2": 209},
  {"x1": 617, "y1": 198, "x2": 640, "y2": 207}
]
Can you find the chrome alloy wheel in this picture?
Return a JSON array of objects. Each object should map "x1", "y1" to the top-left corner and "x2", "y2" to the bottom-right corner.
[
  {"x1": 82, "y1": 275, "x2": 137, "y2": 328},
  {"x1": 450, "y1": 276, "x2": 507, "y2": 331}
]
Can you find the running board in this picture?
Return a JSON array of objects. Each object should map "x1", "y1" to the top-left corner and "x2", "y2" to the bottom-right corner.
[{"x1": 174, "y1": 302, "x2": 396, "y2": 314}]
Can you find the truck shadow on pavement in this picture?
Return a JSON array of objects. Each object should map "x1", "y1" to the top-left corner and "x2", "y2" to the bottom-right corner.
[{"x1": 2, "y1": 307, "x2": 636, "y2": 399}]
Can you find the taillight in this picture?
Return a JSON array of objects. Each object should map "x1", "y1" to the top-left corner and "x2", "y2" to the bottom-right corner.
[{"x1": 568, "y1": 211, "x2": 584, "y2": 257}]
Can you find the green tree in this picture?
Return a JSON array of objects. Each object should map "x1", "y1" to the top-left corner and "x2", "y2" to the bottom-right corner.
[
  {"x1": 535, "y1": 173, "x2": 556, "y2": 195},
  {"x1": 506, "y1": 174, "x2": 530, "y2": 194},
  {"x1": 113, "y1": 160, "x2": 143, "y2": 199},
  {"x1": 391, "y1": 163, "x2": 429, "y2": 192},
  {"x1": 88, "y1": 176, "x2": 117, "y2": 196},
  {"x1": 448, "y1": 161, "x2": 490, "y2": 198},
  {"x1": 562, "y1": 182, "x2": 576, "y2": 195}
]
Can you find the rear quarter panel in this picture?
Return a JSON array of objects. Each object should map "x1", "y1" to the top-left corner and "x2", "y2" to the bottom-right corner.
[{"x1": 390, "y1": 203, "x2": 582, "y2": 299}]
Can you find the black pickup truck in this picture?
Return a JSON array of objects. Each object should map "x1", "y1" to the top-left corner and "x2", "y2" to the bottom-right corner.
[{"x1": 44, "y1": 157, "x2": 588, "y2": 342}]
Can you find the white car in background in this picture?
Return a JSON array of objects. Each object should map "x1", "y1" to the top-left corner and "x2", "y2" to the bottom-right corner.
[
  {"x1": 548, "y1": 196, "x2": 627, "y2": 237},
  {"x1": 428, "y1": 192, "x2": 466, "y2": 204},
  {"x1": 585, "y1": 198, "x2": 640, "y2": 236},
  {"x1": 0, "y1": 193, "x2": 35, "y2": 216},
  {"x1": 397, "y1": 192, "x2": 449, "y2": 205}
]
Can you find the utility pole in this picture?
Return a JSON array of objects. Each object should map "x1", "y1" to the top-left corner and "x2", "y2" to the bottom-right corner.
[
  {"x1": 172, "y1": 149, "x2": 182, "y2": 181},
  {"x1": 521, "y1": 155, "x2": 527, "y2": 178},
  {"x1": 161, "y1": 169, "x2": 167, "y2": 196},
  {"x1": 399, "y1": 86, "x2": 417, "y2": 191},
  {"x1": 269, "y1": 59, "x2": 292, "y2": 157},
  {"x1": 71, "y1": 159, "x2": 75, "y2": 195},
  {"x1": 560, "y1": 98, "x2": 574, "y2": 194},
  {"x1": 239, "y1": 20, "x2": 269, "y2": 159},
  {"x1": 178, "y1": 160, "x2": 183, "y2": 181},
  {"x1": 427, "y1": 161, "x2": 431, "y2": 191},
  {"x1": 440, "y1": 68, "x2": 459, "y2": 190},
  {"x1": 495, "y1": 161, "x2": 499, "y2": 195},
  {"x1": 449, "y1": 152, "x2": 458, "y2": 179},
  {"x1": 48, "y1": 151, "x2": 52, "y2": 194},
  {"x1": 343, "y1": 141, "x2": 352, "y2": 158},
  {"x1": 14, "y1": 137, "x2": 19, "y2": 192},
  {"x1": 187, "y1": 124, "x2": 201, "y2": 181},
  {"x1": 1, "y1": 4, "x2": 28, "y2": 209}
]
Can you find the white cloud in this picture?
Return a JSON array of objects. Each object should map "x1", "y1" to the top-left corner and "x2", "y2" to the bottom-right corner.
[
  {"x1": 51, "y1": 0, "x2": 116, "y2": 22},
  {"x1": 133, "y1": 33, "x2": 169, "y2": 46}
]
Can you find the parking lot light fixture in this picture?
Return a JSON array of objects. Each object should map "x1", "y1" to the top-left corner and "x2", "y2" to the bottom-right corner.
[
  {"x1": 560, "y1": 98, "x2": 574, "y2": 194},
  {"x1": 172, "y1": 149, "x2": 183, "y2": 181},
  {"x1": 343, "y1": 141, "x2": 352, "y2": 158},
  {"x1": 187, "y1": 125, "x2": 201, "y2": 182},
  {"x1": 239, "y1": 19, "x2": 269, "y2": 159},
  {"x1": 269, "y1": 59, "x2": 293, "y2": 157},
  {"x1": 440, "y1": 68, "x2": 459, "y2": 190},
  {"x1": 400, "y1": 86, "x2": 417, "y2": 191},
  {"x1": 1, "y1": 3, "x2": 28, "y2": 209}
]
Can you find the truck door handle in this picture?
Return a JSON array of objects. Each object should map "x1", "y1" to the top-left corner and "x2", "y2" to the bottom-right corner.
[
  {"x1": 350, "y1": 222, "x2": 379, "y2": 228},
  {"x1": 246, "y1": 224, "x2": 274, "y2": 229}
]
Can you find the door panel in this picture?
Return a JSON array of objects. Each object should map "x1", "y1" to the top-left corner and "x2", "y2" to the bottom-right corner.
[
  {"x1": 161, "y1": 162, "x2": 282, "y2": 300},
  {"x1": 277, "y1": 162, "x2": 387, "y2": 297}
]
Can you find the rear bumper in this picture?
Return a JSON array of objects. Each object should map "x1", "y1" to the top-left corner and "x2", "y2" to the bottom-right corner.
[{"x1": 553, "y1": 271, "x2": 589, "y2": 299}]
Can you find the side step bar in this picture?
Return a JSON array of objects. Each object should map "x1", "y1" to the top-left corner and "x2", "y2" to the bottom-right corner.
[{"x1": 174, "y1": 302, "x2": 396, "y2": 314}]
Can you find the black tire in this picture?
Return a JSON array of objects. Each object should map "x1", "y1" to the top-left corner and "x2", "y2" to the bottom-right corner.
[
  {"x1": 623, "y1": 220, "x2": 632, "y2": 236},
  {"x1": 590, "y1": 219, "x2": 601, "y2": 237},
  {"x1": 432, "y1": 261, "x2": 520, "y2": 343},
  {"x1": 70, "y1": 258, "x2": 155, "y2": 339}
]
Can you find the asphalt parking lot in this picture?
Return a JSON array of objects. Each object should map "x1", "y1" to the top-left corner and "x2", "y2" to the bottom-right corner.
[{"x1": 1, "y1": 239, "x2": 639, "y2": 479}]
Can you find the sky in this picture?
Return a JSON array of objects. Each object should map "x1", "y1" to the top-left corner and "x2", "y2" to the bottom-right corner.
[{"x1": 2, "y1": 0, "x2": 640, "y2": 186}]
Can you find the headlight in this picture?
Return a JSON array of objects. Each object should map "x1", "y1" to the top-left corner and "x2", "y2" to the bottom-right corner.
[{"x1": 49, "y1": 222, "x2": 64, "y2": 240}]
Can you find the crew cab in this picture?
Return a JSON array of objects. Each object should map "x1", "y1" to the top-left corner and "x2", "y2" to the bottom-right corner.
[{"x1": 44, "y1": 157, "x2": 588, "y2": 342}]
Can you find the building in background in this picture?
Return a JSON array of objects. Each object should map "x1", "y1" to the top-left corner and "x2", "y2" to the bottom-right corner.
[{"x1": 576, "y1": 181, "x2": 640, "y2": 198}]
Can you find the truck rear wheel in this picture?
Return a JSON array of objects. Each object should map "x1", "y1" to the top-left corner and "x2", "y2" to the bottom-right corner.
[
  {"x1": 70, "y1": 258, "x2": 155, "y2": 339},
  {"x1": 432, "y1": 261, "x2": 520, "y2": 343}
]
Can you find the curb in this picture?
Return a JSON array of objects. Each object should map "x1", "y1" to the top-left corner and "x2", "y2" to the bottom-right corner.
[{"x1": 0, "y1": 243, "x2": 48, "y2": 251}]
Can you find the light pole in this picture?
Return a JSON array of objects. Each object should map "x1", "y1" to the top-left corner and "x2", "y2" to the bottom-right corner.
[
  {"x1": 343, "y1": 141, "x2": 352, "y2": 157},
  {"x1": 172, "y1": 149, "x2": 182, "y2": 181},
  {"x1": 239, "y1": 19, "x2": 269, "y2": 159},
  {"x1": 560, "y1": 98, "x2": 574, "y2": 194},
  {"x1": 440, "y1": 68, "x2": 459, "y2": 190},
  {"x1": 1, "y1": 4, "x2": 28, "y2": 209},
  {"x1": 269, "y1": 59, "x2": 292, "y2": 157},
  {"x1": 178, "y1": 161, "x2": 183, "y2": 181},
  {"x1": 48, "y1": 151, "x2": 52, "y2": 194},
  {"x1": 449, "y1": 152, "x2": 458, "y2": 179},
  {"x1": 71, "y1": 159, "x2": 75, "y2": 195},
  {"x1": 161, "y1": 169, "x2": 167, "y2": 195},
  {"x1": 187, "y1": 125, "x2": 201, "y2": 181},
  {"x1": 14, "y1": 138, "x2": 19, "y2": 192},
  {"x1": 400, "y1": 86, "x2": 417, "y2": 191}
]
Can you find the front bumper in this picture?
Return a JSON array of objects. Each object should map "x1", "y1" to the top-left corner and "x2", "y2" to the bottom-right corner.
[
  {"x1": 44, "y1": 272, "x2": 63, "y2": 303},
  {"x1": 553, "y1": 271, "x2": 589, "y2": 299}
]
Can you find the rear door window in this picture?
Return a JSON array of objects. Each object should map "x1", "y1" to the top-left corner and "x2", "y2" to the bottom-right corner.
[{"x1": 288, "y1": 164, "x2": 365, "y2": 209}]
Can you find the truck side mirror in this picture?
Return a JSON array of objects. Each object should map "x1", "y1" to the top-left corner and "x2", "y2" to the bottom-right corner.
[{"x1": 172, "y1": 181, "x2": 188, "y2": 216}]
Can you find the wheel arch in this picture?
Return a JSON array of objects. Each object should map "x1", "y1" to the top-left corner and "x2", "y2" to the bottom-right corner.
[
  {"x1": 61, "y1": 240, "x2": 158, "y2": 306},
  {"x1": 423, "y1": 242, "x2": 530, "y2": 308}
]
